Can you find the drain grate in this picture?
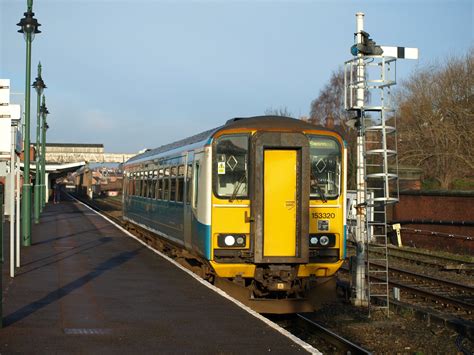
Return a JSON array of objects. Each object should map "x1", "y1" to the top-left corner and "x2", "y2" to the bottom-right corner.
[{"x1": 64, "y1": 328, "x2": 112, "y2": 335}]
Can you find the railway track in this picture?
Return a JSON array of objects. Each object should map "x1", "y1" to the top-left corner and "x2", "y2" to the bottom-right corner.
[
  {"x1": 385, "y1": 246, "x2": 474, "y2": 271},
  {"x1": 340, "y1": 264, "x2": 474, "y2": 325},
  {"x1": 269, "y1": 313, "x2": 372, "y2": 354},
  {"x1": 347, "y1": 243, "x2": 473, "y2": 271},
  {"x1": 368, "y1": 263, "x2": 474, "y2": 319}
]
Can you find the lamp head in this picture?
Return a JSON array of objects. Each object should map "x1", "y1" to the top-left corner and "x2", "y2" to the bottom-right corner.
[{"x1": 17, "y1": 11, "x2": 41, "y2": 41}]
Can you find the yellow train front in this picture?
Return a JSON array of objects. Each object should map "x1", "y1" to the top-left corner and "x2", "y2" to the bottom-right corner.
[{"x1": 123, "y1": 116, "x2": 347, "y2": 313}]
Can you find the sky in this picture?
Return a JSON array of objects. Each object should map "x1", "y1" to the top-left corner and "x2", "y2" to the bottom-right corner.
[{"x1": 1, "y1": 0, "x2": 472, "y2": 153}]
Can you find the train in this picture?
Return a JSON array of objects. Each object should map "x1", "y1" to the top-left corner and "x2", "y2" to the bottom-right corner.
[{"x1": 122, "y1": 115, "x2": 347, "y2": 313}]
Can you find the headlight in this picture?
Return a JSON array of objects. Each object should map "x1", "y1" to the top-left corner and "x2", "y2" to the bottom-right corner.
[
  {"x1": 224, "y1": 235, "x2": 235, "y2": 246},
  {"x1": 310, "y1": 236, "x2": 319, "y2": 246},
  {"x1": 309, "y1": 233, "x2": 336, "y2": 247},
  {"x1": 218, "y1": 234, "x2": 246, "y2": 248},
  {"x1": 319, "y1": 235, "x2": 330, "y2": 246}
]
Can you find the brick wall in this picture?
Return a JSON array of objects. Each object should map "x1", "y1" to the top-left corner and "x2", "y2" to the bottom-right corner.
[{"x1": 390, "y1": 192, "x2": 474, "y2": 255}]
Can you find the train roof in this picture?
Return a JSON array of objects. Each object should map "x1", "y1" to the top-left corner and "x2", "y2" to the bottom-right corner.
[{"x1": 125, "y1": 116, "x2": 333, "y2": 164}]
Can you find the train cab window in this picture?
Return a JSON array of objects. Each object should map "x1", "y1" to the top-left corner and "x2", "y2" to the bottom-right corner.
[
  {"x1": 213, "y1": 134, "x2": 249, "y2": 199},
  {"x1": 176, "y1": 165, "x2": 185, "y2": 203},
  {"x1": 186, "y1": 164, "x2": 192, "y2": 204},
  {"x1": 164, "y1": 168, "x2": 170, "y2": 200},
  {"x1": 170, "y1": 166, "x2": 177, "y2": 201},
  {"x1": 308, "y1": 136, "x2": 341, "y2": 200}
]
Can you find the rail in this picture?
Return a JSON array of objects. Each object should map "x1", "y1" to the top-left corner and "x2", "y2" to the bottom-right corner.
[{"x1": 294, "y1": 314, "x2": 372, "y2": 354}]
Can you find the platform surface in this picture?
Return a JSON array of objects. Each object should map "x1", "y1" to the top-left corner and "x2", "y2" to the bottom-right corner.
[{"x1": 1, "y1": 196, "x2": 307, "y2": 354}]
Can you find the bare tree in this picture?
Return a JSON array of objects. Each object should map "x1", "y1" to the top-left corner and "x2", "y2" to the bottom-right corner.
[
  {"x1": 309, "y1": 68, "x2": 358, "y2": 189},
  {"x1": 264, "y1": 106, "x2": 293, "y2": 117},
  {"x1": 309, "y1": 68, "x2": 354, "y2": 125},
  {"x1": 396, "y1": 49, "x2": 474, "y2": 189}
]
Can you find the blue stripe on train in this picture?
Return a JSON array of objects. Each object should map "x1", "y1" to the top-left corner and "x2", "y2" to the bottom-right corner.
[{"x1": 192, "y1": 216, "x2": 211, "y2": 260}]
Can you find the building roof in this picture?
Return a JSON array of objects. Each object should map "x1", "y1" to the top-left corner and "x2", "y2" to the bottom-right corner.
[{"x1": 44, "y1": 143, "x2": 104, "y2": 148}]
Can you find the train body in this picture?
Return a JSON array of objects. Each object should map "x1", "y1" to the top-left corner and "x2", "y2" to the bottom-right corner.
[{"x1": 122, "y1": 116, "x2": 347, "y2": 310}]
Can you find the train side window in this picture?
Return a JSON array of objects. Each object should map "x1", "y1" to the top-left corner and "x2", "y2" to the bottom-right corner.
[
  {"x1": 142, "y1": 173, "x2": 147, "y2": 197},
  {"x1": 143, "y1": 173, "x2": 148, "y2": 198},
  {"x1": 136, "y1": 174, "x2": 139, "y2": 196},
  {"x1": 157, "y1": 168, "x2": 163, "y2": 200},
  {"x1": 149, "y1": 172, "x2": 153, "y2": 198},
  {"x1": 150, "y1": 171, "x2": 157, "y2": 199},
  {"x1": 186, "y1": 164, "x2": 192, "y2": 204},
  {"x1": 123, "y1": 175, "x2": 128, "y2": 196},
  {"x1": 164, "y1": 168, "x2": 170, "y2": 200},
  {"x1": 132, "y1": 175, "x2": 137, "y2": 196},
  {"x1": 145, "y1": 172, "x2": 150, "y2": 198},
  {"x1": 176, "y1": 165, "x2": 185, "y2": 203},
  {"x1": 170, "y1": 166, "x2": 177, "y2": 201},
  {"x1": 193, "y1": 161, "x2": 200, "y2": 209},
  {"x1": 137, "y1": 176, "x2": 142, "y2": 197}
]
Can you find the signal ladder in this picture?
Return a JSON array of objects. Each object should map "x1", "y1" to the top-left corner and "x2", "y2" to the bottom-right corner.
[{"x1": 345, "y1": 56, "x2": 399, "y2": 315}]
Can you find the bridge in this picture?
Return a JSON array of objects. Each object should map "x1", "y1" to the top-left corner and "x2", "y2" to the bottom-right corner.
[{"x1": 44, "y1": 143, "x2": 135, "y2": 164}]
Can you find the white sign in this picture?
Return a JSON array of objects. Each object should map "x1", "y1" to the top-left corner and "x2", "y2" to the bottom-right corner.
[
  {"x1": 217, "y1": 161, "x2": 226, "y2": 175},
  {"x1": 0, "y1": 117, "x2": 11, "y2": 153},
  {"x1": 381, "y1": 46, "x2": 419, "y2": 60},
  {"x1": 0, "y1": 79, "x2": 10, "y2": 105}
]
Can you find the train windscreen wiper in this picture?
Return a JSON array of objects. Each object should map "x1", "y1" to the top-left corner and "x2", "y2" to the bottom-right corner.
[
  {"x1": 311, "y1": 173, "x2": 327, "y2": 203},
  {"x1": 315, "y1": 184, "x2": 328, "y2": 203},
  {"x1": 229, "y1": 174, "x2": 247, "y2": 202}
]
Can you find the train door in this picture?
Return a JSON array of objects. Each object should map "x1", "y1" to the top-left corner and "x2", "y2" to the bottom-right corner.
[
  {"x1": 183, "y1": 151, "x2": 194, "y2": 250},
  {"x1": 251, "y1": 132, "x2": 310, "y2": 264},
  {"x1": 190, "y1": 152, "x2": 203, "y2": 253},
  {"x1": 263, "y1": 150, "x2": 297, "y2": 257}
]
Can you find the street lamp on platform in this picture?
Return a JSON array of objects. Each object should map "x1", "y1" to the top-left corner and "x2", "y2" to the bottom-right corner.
[
  {"x1": 32, "y1": 62, "x2": 46, "y2": 222},
  {"x1": 39, "y1": 96, "x2": 49, "y2": 209},
  {"x1": 17, "y1": 0, "x2": 41, "y2": 246}
]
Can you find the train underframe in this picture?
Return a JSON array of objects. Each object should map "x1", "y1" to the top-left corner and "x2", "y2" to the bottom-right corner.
[{"x1": 215, "y1": 270, "x2": 337, "y2": 314}]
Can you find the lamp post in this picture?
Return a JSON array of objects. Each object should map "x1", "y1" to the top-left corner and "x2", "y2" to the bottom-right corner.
[
  {"x1": 32, "y1": 62, "x2": 46, "y2": 222},
  {"x1": 17, "y1": 0, "x2": 41, "y2": 246},
  {"x1": 40, "y1": 96, "x2": 49, "y2": 209}
]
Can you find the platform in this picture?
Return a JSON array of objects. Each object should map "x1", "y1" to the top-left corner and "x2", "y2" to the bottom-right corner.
[{"x1": 1, "y1": 195, "x2": 312, "y2": 353}]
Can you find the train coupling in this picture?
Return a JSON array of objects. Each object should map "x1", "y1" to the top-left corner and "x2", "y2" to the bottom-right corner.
[{"x1": 253, "y1": 265, "x2": 301, "y2": 293}]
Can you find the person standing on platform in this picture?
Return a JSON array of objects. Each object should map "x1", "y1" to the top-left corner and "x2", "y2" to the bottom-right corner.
[{"x1": 53, "y1": 181, "x2": 61, "y2": 204}]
